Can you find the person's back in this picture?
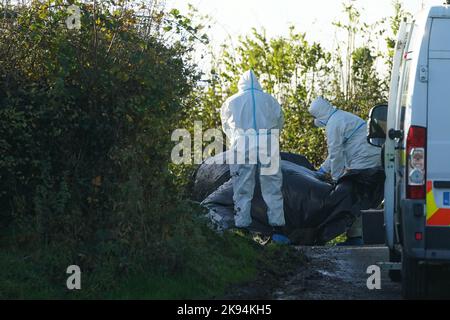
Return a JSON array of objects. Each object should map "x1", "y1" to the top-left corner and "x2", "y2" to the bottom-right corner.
[
  {"x1": 327, "y1": 109, "x2": 381, "y2": 173},
  {"x1": 222, "y1": 72, "x2": 283, "y2": 135},
  {"x1": 220, "y1": 70, "x2": 286, "y2": 238}
]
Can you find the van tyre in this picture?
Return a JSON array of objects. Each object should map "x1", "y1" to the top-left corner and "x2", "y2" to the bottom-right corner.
[
  {"x1": 402, "y1": 254, "x2": 427, "y2": 299},
  {"x1": 389, "y1": 249, "x2": 402, "y2": 283}
]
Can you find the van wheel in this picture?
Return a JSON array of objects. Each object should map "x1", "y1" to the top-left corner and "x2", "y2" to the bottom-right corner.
[
  {"x1": 388, "y1": 249, "x2": 402, "y2": 283},
  {"x1": 402, "y1": 254, "x2": 427, "y2": 299}
]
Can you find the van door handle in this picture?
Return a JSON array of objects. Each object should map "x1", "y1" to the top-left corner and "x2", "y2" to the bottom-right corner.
[
  {"x1": 434, "y1": 181, "x2": 450, "y2": 189},
  {"x1": 389, "y1": 129, "x2": 403, "y2": 140}
]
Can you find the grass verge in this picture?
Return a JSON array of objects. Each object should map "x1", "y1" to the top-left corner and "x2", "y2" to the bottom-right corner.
[{"x1": 0, "y1": 226, "x2": 303, "y2": 299}]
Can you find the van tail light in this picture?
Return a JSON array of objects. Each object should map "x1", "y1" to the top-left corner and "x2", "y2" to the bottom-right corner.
[{"x1": 406, "y1": 126, "x2": 426, "y2": 200}]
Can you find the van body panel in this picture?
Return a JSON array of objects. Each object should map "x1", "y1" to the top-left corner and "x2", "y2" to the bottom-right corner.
[
  {"x1": 426, "y1": 227, "x2": 450, "y2": 250},
  {"x1": 384, "y1": 20, "x2": 410, "y2": 249},
  {"x1": 428, "y1": 6, "x2": 450, "y2": 19},
  {"x1": 395, "y1": 19, "x2": 431, "y2": 225},
  {"x1": 427, "y1": 58, "x2": 450, "y2": 182},
  {"x1": 427, "y1": 58, "x2": 450, "y2": 177},
  {"x1": 402, "y1": 19, "x2": 430, "y2": 134},
  {"x1": 425, "y1": 18, "x2": 450, "y2": 231},
  {"x1": 401, "y1": 200, "x2": 426, "y2": 258},
  {"x1": 429, "y1": 19, "x2": 450, "y2": 51},
  {"x1": 429, "y1": 51, "x2": 450, "y2": 59},
  {"x1": 390, "y1": 8, "x2": 450, "y2": 261}
]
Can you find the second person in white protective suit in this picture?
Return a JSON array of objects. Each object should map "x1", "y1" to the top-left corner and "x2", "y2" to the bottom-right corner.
[
  {"x1": 221, "y1": 70, "x2": 288, "y2": 242},
  {"x1": 308, "y1": 97, "x2": 382, "y2": 246}
]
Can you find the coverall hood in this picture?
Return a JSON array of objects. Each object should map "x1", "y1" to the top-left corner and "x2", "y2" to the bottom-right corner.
[
  {"x1": 309, "y1": 97, "x2": 336, "y2": 127},
  {"x1": 238, "y1": 70, "x2": 263, "y2": 92}
]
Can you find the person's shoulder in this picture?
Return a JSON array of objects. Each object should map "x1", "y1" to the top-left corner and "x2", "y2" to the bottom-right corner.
[
  {"x1": 264, "y1": 93, "x2": 281, "y2": 105},
  {"x1": 221, "y1": 96, "x2": 232, "y2": 113},
  {"x1": 222, "y1": 93, "x2": 240, "y2": 107},
  {"x1": 340, "y1": 109, "x2": 363, "y2": 121},
  {"x1": 223, "y1": 95, "x2": 234, "y2": 104},
  {"x1": 229, "y1": 91, "x2": 249, "y2": 102},
  {"x1": 326, "y1": 112, "x2": 345, "y2": 132},
  {"x1": 329, "y1": 109, "x2": 359, "y2": 124},
  {"x1": 328, "y1": 110, "x2": 344, "y2": 122}
]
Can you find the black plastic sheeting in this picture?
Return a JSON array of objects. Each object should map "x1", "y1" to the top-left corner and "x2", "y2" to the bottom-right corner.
[
  {"x1": 193, "y1": 152, "x2": 385, "y2": 245},
  {"x1": 192, "y1": 152, "x2": 315, "y2": 202}
]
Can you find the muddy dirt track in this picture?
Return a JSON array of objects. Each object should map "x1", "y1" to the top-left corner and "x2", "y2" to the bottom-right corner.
[
  {"x1": 225, "y1": 246, "x2": 402, "y2": 300},
  {"x1": 226, "y1": 245, "x2": 450, "y2": 300},
  {"x1": 273, "y1": 246, "x2": 402, "y2": 300}
]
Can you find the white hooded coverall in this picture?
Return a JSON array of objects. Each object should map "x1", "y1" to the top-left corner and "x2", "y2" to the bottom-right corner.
[
  {"x1": 309, "y1": 97, "x2": 382, "y2": 182},
  {"x1": 309, "y1": 97, "x2": 382, "y2": 238},
  {"x1": 221, "y1": 70, "x2": 285, "y2": 228}
]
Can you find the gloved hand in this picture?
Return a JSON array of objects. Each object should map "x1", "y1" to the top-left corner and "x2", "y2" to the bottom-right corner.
[
  {"x1": 330, "y1": 179, "x2": 338, "y2": 188},
  {"x1": 321, "y1": 173, "x2": 334, "y2": 185},
  {"x1": 317, "y1": 168, "x2": 333, "y2": 184},
  {"x1": 317, "y1": 167, "x2": 328, "y2": 175}
]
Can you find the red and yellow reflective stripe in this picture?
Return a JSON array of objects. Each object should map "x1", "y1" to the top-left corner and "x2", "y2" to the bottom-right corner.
[{"x1": 426, "y1": 181, "x2": 450, "y2": 226}]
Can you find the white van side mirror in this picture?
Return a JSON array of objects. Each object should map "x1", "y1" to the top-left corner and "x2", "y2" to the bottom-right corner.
[{"x1": 367, "y1": 104, "x2": 388, "y2": 147}]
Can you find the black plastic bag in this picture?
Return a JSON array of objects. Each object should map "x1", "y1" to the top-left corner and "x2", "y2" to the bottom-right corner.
[
  {"x1": 192, "y1": 151, "x2": 314, "y2": 202},
  {"x1": 194, "y1": 152, "x2": 384, "y2": 245}
]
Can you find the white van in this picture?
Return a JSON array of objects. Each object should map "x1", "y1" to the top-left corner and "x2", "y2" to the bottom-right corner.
[{"x1": 368, "y1": 3, "x2": 450, "y2": 299}]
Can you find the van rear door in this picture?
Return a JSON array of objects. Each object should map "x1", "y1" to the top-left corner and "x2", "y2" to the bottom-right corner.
[{"x1": 426, "y1": 18, "x2": 450, "y2": 249}]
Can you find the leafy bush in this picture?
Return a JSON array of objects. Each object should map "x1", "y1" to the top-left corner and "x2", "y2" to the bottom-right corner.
[
  {"x1": 188, "y1": 2, "x2": 403, "y2": 167},
  {"x1": 0, "y1": 0, "x2": 205, "y2": 279}
]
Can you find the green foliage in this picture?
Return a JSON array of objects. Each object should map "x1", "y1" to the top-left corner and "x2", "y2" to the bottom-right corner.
[
  {"x1": 0, "y1": 0, "x2": 213, "y2": 294},
  {"x1": 188, "y1": 1, "x2": 402, "y2": 167},
  {"x1": 188, "y1": 27, "x2": 331, "y2": 167}
]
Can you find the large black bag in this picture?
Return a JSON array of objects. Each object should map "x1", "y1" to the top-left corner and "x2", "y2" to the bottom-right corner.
[
  {"x1": 192, "y1": 151, "x2": 314, "y2": 202},
  {"x1": 194, "y1": 152, "x2": 384, "y2": 245}
]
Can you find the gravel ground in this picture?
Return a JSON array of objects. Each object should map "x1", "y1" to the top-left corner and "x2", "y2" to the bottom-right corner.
[
  {"x1": 225, "y1": 246, "x2": 403, "y2": 300},
  {"x1": 272, "y1": 246, "x2": 402, "y2": 300},
  {"x1": 225, "y1": 245, "x2": 450, "y2": 300}
]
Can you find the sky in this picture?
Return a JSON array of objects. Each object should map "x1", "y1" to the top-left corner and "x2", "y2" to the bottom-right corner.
[{"x1": 166, "y1": 0, "x2": 444, "y2": 58}]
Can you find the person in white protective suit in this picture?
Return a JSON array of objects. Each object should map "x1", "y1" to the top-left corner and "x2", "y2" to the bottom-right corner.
[
  {"x1": 308, "y1": 97, "x2": 382, "y2": 246},
  {"x1": 221, "y1": 70, "x2": 288, "y2": 241}
]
